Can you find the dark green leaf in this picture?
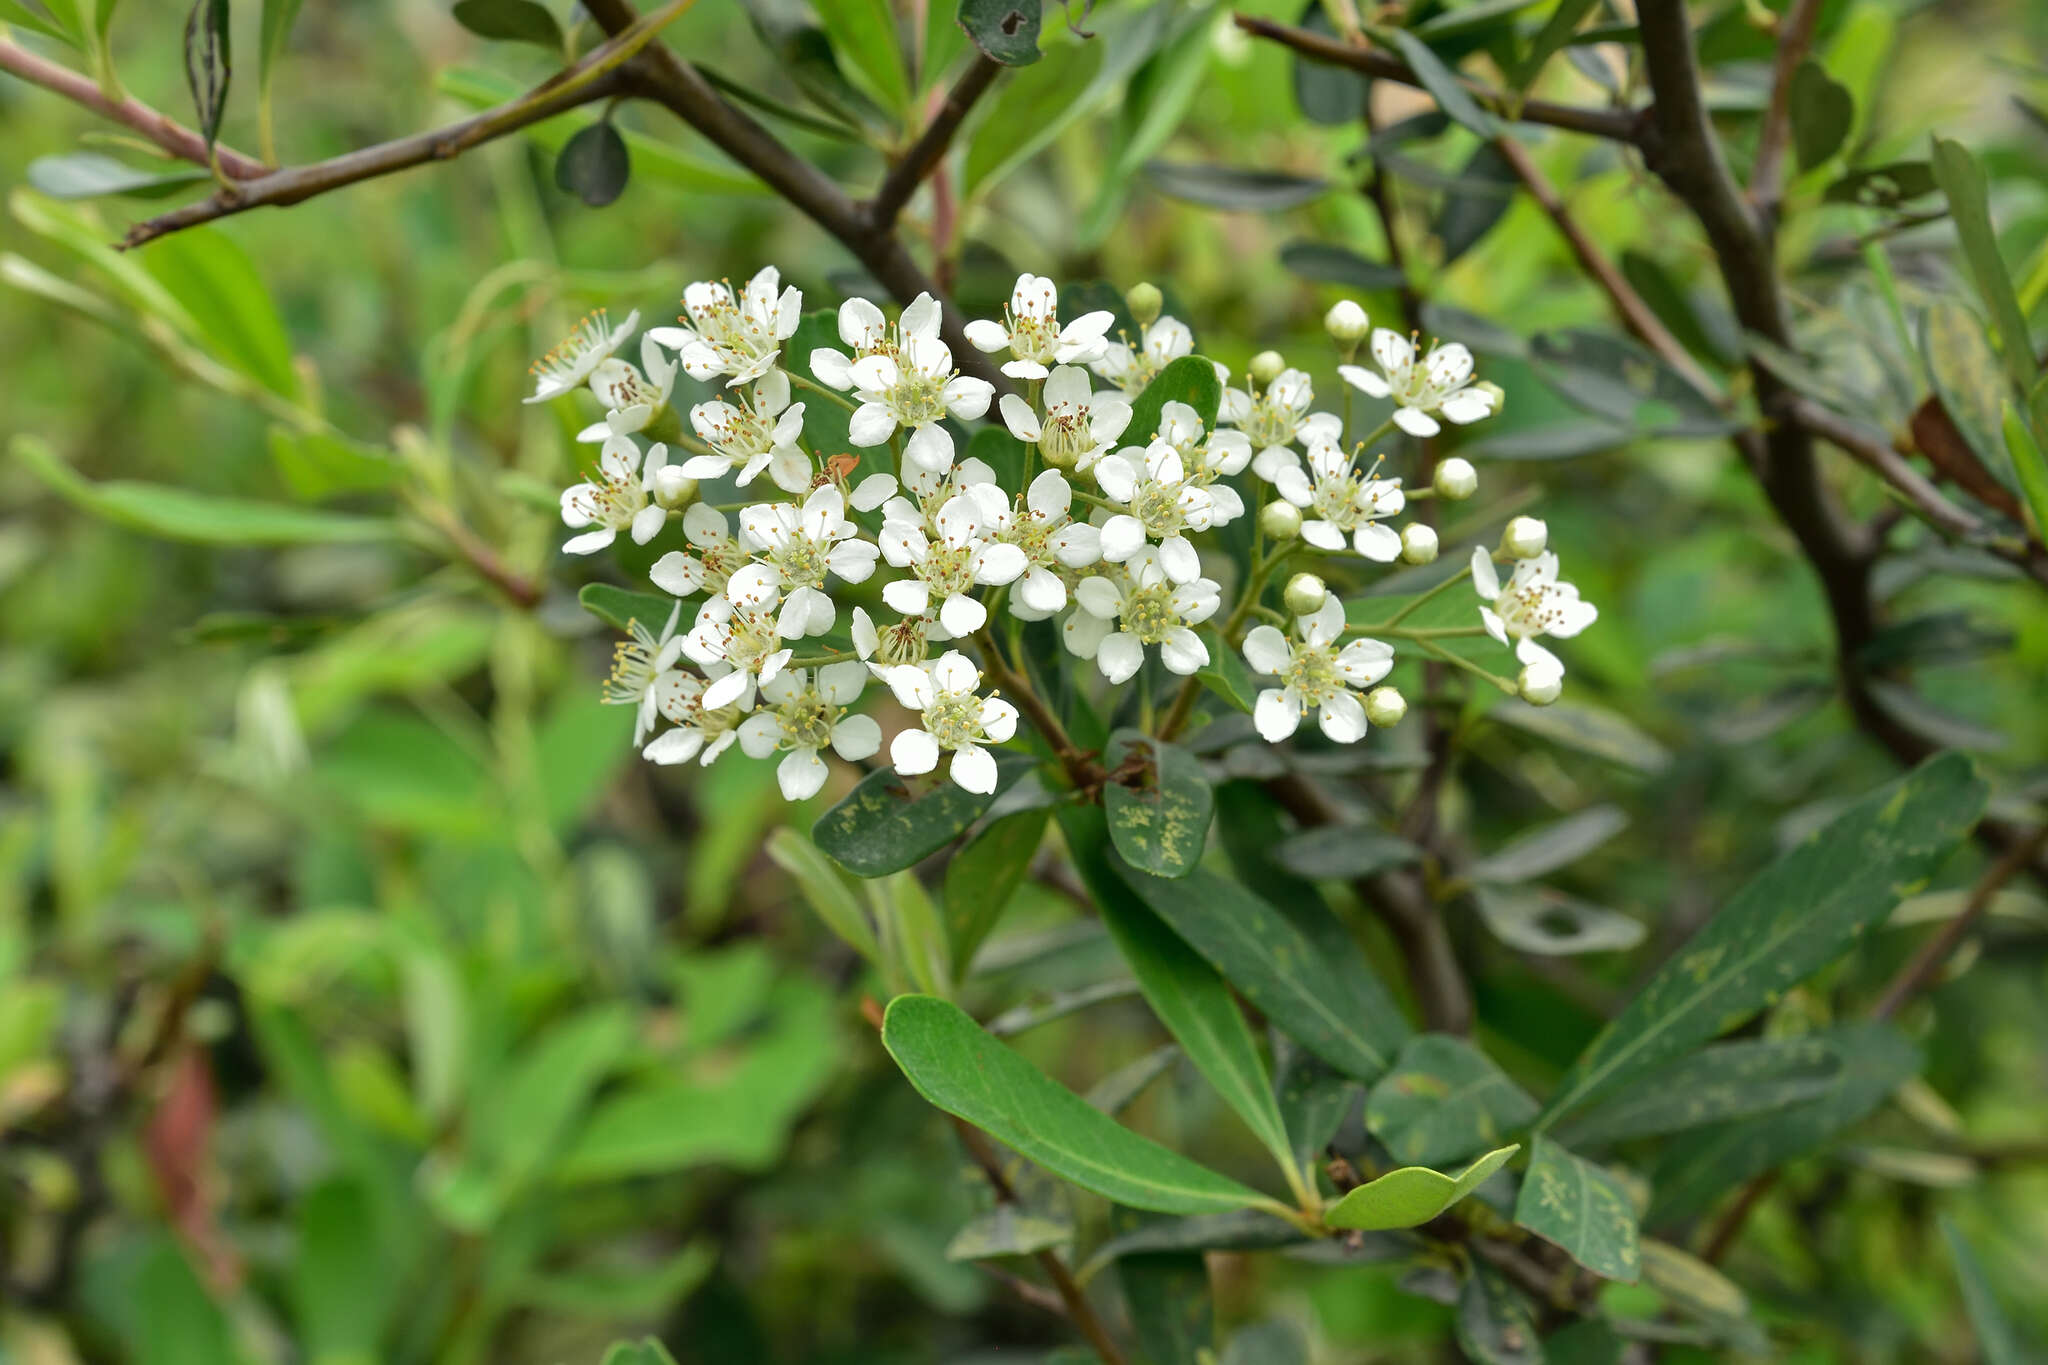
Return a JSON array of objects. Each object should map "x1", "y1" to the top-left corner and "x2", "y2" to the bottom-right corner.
[
  {"x1": 1541, "y1": 1319, "x2": 1625, "y2": 1365},
  {"x1": 1079, "y1": 1210, "x2": 1305, "y2": 1281},
  {"x1": 1143, "y1": 161, "x2": 1330, "y2": 211},
  {"x1": 1540, "y1": 754, "x2": 1983, "y2": 1124},
  {"x1": 1454, "y1": 418, "x2": 1633, "y2": 461},
  {"x1": 1126, "y1": 353, "x2": 1224, "y2": 446},
  {"x1": 1221, "y1": 1320, "x2": 1310, "y2": 1365},
  {"x1": 1931, "y1": 136, "x2": 2036, "y2": 395},
  {"x1": 1111, "y1": 859, "x2": 1410, "y2": 1082},
  {"x1": 1474, "y1": 887, "x2": 1645, "y2": 956},
  {"x1": 1822, "y1": 160, "x2": 1938, "y2": 209},
  {"x1": 1454, "y1": 1262, "x2": 1542, "y2": 1365},
  {"x1": 555, "y1": 121, "x2": 631, "y2": 207},
  {"x1": 1511, "y1": 0, "x2": 1598, "y2": 90},
  {"x1": 1279, "y1": 239, "x2": 1406, "y2": 292},
  {"x1": 1789, "y1": 59, "x2": 1853, "y2": 171},
  {"x1": 944, "y1": 806, "x2": 1049, "y2": 972},
  {"x1": 945, "y1": 1206, "x2": 1073, "y2": 1260},
  {"x1": 600, "y1": 1338, "x2": 680, "y2": 1365},
  {"x1": 259, "y1": 0, "x2": 306, "y2": 90},
  {"x1": 1195, "y1": 628, "x2": 1261, "y2": 714},
  {"x1": 1413, "y1": 0, "x2": 1545, "y2": 39},
  {"x1": 1121, "y1": 1253, "x2": 1212, "y2": 1365},
  {"x1": 577, "y1": 583, "x2": 677, "y2": 634},
  {"x1": 1488, "y1": 697, "x2": 1672, "y2": 773},
  {"x1": 1383, "y1": 27, "x2": 1498, "y2": 137},
  {"x1": 1365, "y1": 1034, "x2": 1539, "y2": 1168},
  {"x1": 1291, "y1": 0, "x2": 1368, "y2": 124},
  {"x1": 182, "y1": 0, "x2": 231, "y2": 151},
  {"x1": 1103, "y1": 729, "x2": 1213, "y2": 878},
  {"x1": 819, "y1": 0, "x2": 911, "y2": 105},
  {"x1": 453, "y1": 0, "x2": 562, "y2": 47},
  {"x1": 812, "y1": 757, "x2": 1030, "y2": 877},
  {"x1": 25, "y1": 153, "x2": 210, "y2": 200},
  {"x1": 1272, "y1": 824, "x2": 1421, "y2": 881},
  {"x1": 2004, "y1": 403, "x2": 2048, "y2": 546},
  {"x1": 1528, "y1": 327, "x2": 1733, "y2": 437},
  {"x1": 1942, "y1": 1216, "x2": 2024, "y2": 1365},
  {"x1": 881, "y1": 995, "x2": 1274, "y2": 1215},
  {"x1": 1513, "y1": 1136, "x2": 1639, "y2": 1282},
  {"x1": 1648, "y1": 1023, "x2": 1921, "y2": 1223},
  {"x1": 1275, "y1": 1041, "x2": 1357, "y2": 1167},
  {"x1": 1618, "y1": 249, "x2": 1741, "y2": 368},
  {"x1": 1435, "y1": 140, "x2": 1517, "y2": 264},
  {"x1": 1469, "y1": 805, "x2": 1626, "y2": 883},
  {"x1": 957, "y1": 0, "x2": 1040, "y2": 65},
  {"x1": 1323, "y1": 1144, "x2": 1518, "y2": 1230}
]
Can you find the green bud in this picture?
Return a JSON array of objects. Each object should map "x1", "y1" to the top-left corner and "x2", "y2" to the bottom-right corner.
[
  {"x1": 1500, "y1": 515, "x2": 1547, "y2": 559},
  {"x1": 1518, "y1": 666, "x2": 1562, "y2": 705},
  {"x1": 1432, "y1": 456, "x2": 1478, "y2": 501},
  {"x1": 1282, "y1": 572, "x2": 1327, "y2": 618},
  {"x1": 1400, "y1": 523, "x2": 1439, "y2": 564},
  {"x1": 1259, "y1": 500, "x2": 1302, "y2": 540},
  {"x1": 652, "y1": 467, "x2": 700, "y2": 509},
  {"x1": 1365, "y1": 686, "x2": 1407, "y2": 728},
  {"x1": 1324, "y1": 299, "x2": 1369, "y2": 346},
  {"x1": 1126, "y1": 282, "x2": 1163, "y2": 328},
  {"x1": 1248, "y1": 349, "x2": 1286, "y2": 388}
]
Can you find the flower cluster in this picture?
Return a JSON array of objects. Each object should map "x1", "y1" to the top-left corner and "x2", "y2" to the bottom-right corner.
[{"x1": 528, "y1": 270, "x2": 1595, "y2": 802}]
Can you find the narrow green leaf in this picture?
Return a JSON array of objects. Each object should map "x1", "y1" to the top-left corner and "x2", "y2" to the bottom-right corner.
[
  {"x1": 1144, "y1": 161, "x2": 1330, "y2": 212},
  {"x1": 881, "y1": 995, "x2": 1274, "y2": 1215},
  {"x1": 957, "y1": 0, "x2": 1040, "y2": 65},
  {"x1": 1454, "y1": 1262, "x2": 1542, "y2": 1365},
  {"x1": 1275, "y1": 1041, "x2": 1357, "y2": 1168},
  {"x1": 1511, "y1": 0, "x2": 1598, "y2": 90},
  {"x1": 1383, "y1": 28, "x2": 1498, "y2": 137},
  {"x1": 577, "y1": 583, "x2": 676, "y2": 634},
  {"x1": 1290, "y1": 0, "x2": 1368, "y2": 124},
  {"x1": 946, "y1": 1206, "x2": 1073, "y2": 1261},
  {"x1": 813, "y1": 757, "x2": 1030, "y2": 877},
  {"x1": 12, "y1": 435, "x2": 394, "y2": 545},
  {"x1": 1079, "y1": 1210, "x2": 1306, "y2": 1281},
  {"x1": 181, "y1": 0, "x2": 231, "y2": 151},
  {"x1": 1365, "y1": 1034, "x2": 1539, "y2": 1169},
  {"x1": 1063, "y1": 806, "x2": 1299, "y2": 1187},
  {"x1": 1279, "y1": 239, "x2": 1406, "y2": 292},
  {"x1": 1540, "y1": 753, "x2": 1983, "y2": 1124},
  {"x1": 1942, "y1": 1216, "x2": 2024, "y2": 1365},
  {"x1": 818, "y1": 0, "x2": 910, "y2": 108},
  {"x1": 943, "y1": 806, "x2": 1048, "y2": 972},
  {"x1": 1103, "y1": 729, "x2": 1213, "y2": 878},
  {"x1": 1788, "y1": 60, "x2": 1853, "y2": 170},
  {"x1": 26, "y1": 154, "x2": 210, "y2": 201},
  {"x1": 1272, "y1": 824, "x2": 1421, "y2": 881},
  {"x1": 140, "y1": 225, "x2": 302, "y2": 399},
  {"x1": 1468, "y1": 804, "x2": 1626, "y2": 883},
  {"x1": 1122, "y1": 1253, "x2": 1213, "y2": 1365},
  {"x1": 766, "y1": 827, "x2": 879, "y2": 963},
  {"x1": 292, "y1": 1177, "x2": 394, "y2": 1363},
  {"x1": 258, "y1": 0, "x2": 305, "y2": 91},
  {"x1": 1113, "y1": 858, "x2": 1411, "y2": 1082},
  {"x1": 1823, "y1": 159, "x2": 1938, "y2": 208},
  {"x1": 1195, "y1": 627, "x2": 1261, "y2": 714},
  {"x1": 1435, "y1": 141, "x2": 1518, "y2": 265},
  {"x1": 1512, "y1": 1136, "x2": 1640, "y2": 1283},
  {"x1": 600, "y1": 1338, "x2": 680, "y2": 1365},
  {"x1": 1551, "y1": 1036, "x2": 1841, "y2": 1147},
  {"x1": 1488, "y1": 697, "x2": 1672, "y2": 773},
  {"x1": 1323, "y1": 1144, "x2": 1518, "y2": 1231},
  {"x1": 1126, "y1": 353, "x2": 1224, "y2": 445},
  {"x1": 452, "y1": 0, "x2": 561, "y2": 48},
  {"x1": 1931, "y1": 136, "x2": 2035, "y2": 395},
  {"x1": 2002, "y1": 401, "x2": 2048, "y2": 541},
  {"x1": 555, "y1": 121, "x2": 631, "y2": 208},
  {"x1": 869, "y1": 869, "x2": 952, "y2": 998},
  {"x1": 0, "y1": 0, "x2": 78, "y2": 44}
]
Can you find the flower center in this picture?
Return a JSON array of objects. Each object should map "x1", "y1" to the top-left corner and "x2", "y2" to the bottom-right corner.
[
  {"x1": 531, "y1": 309, "x2": 614, "y2": 386},
  {"x1": 697, "y1": 400, "x2": 775, "y2": 460},
  {"x1": 590, "y1": 359, "x2": 653, "y2": 412},
  {"x1": 1282, "y1": 644, "x2": 1344, "y2": 706},
  {"x1": 1007, "y1": 506, "x2": 1058, "y2": 567},
  {"x1": 1007, "y1": 307, "x2": 1060, "y2": 364},
  {"x1": 887, "y1": 367, "x2": 951, "y2": 426},
  {"x1": 776, "y1": 687, "x2": 840, "y2": 751},
  {"x1": 1039, "y1": 406, "x2": 1095, "y2": 466},
  {"x1": 923, "y1": 689, "x2": 984, "y2": 750},
  {"x1": 771, "y1": 536, "x2": 829, "y2": 590},
  {"x1": 1497, "y1": 583, "x2": 1566, "y2": 638},
  {"x1": 718, "y1": 605, "x2": 780, "y2": 672},
  {"x1": 604, "y1": 622, "x2": 668, "y2": 704},
  {"x1": 918, "y1": 543, "x2": 979, "y2": 599},
  {"x1": 572, "y1": 466, "x2": 647, "y2": 531},
  {"x1": 1132, "y1": 481, "x2": 1187, "y2": 537},
  {"x1": 686, "y1": 287, "x2": 772, "y2": 362},
  {"x1": 879, "y1": 619, "x2": 931, "y2": 666},
  {"x1": 1122, "y1": 582, "x2": 1182, "y2": 645},
  {"x1": 1239, "y1": 395, "x2": 1299, "y2": 449}
]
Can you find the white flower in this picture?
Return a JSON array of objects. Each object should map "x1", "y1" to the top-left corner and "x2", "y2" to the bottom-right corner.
[
  {"x1": 842, "y1": 296, "x2": 994, "y2": 476},
  {"x1": 737, "y1": 662, "x2": 881, "y2": 801},
  {"x1": 879, "y1": 490, "x2": 1026, "y2": 638},
  {"x1": 1092, "y1": 315, "x2": 1194, "y2": 396},
  {"x1": 1221, "y1": 368, "x2": 1342, "y2": 481},
  {"x1": 1063, "y1": 546, "x2": 1220, "y2": 683},
  {"x1": 643, "y1": 668, "x2": 746, "y2": 767},
  {"x1": 1340, "y1": 332, "x2": 1498, "y2": 437},
  {"x1": 648, "y1": 267, "x2": 801, "y2": 387},
  {"x1": 851, "y1": 604, "x2": 938, "y2": 679},
  {"x1": 808, "y1": 295, "x2": 898, "y2": 389},
  {"x1": 1272, "y1": 444, "x2": 1404, "y2": 561},
  {"x1": 679, "y1": 369, "x2": 811, "y2": 492},
  {"x1": 1470, "y1": 547, "x2": 1596, "y2": 686},
  {"x1": 560, "y1": 436, "x2": 669, "y2": 555},
  {"x1": 1153, "y1": 399, "x2": 1252, "y2": 485},
  {"x1": 882, "y1": 651, "x2": 1018, "y2": 795},
  {"x1": 601, "y1": 602, "x2": 684, "y2": 746},
  {"x1": 726, "y1": 485, "x2": 879, "y2": 638},
  {"x1": 650, "y1": 503, "x2": 745, "y2": 598},
  {"x1": 965, "y1": 274, "x2": 1116, "y2": 379},
  {"x1": 575, "y1": 334, "x2": 680, "y2": 441},
  {"x1": 1242, "y1": 597, "x2": 1394, "y2": 744},
  {"x1": 998, "y1": 364, "x2": 1132, "y2": 472},
  {"x1": 682, "y1": 595, "x2": 794, "y2": 711},
  {"x1": 973, "y1": 469, "x2": 1102, "y2": 620},
  {"x1": 527, "y1": 308, "x2": 638, "y2": 403},
  {"x1": 1093, "y1": 439, "x2": 1219, "y2": 584}
]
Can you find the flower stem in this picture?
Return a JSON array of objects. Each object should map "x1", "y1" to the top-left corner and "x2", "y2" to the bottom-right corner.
[
  {"x1": 787, "y1": 648, "x2": 856, "y2": 667},
  {"x1": 1156, "y1": 544, "x2": 1286, "y2": 742},
  {"x1": 1354, "y1": 561, "x2": 1473, "y2": 633},
  {"x1": 973, "y1": 627, "x2": 1097, "y2": 788},
  {"x1": 785, "y1": 370, "x2": 859, "y2": 414},
  {"x1": 1414, "y1": 638, "x2": 1516, "y2": 694}
]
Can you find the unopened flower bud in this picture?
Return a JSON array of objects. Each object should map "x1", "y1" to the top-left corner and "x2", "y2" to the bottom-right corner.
[
  {"x1": 1324, "y1": 299, "x2": 1369, "y2": 345},
  {"x1": 1259, "y1": 500, "x2": 1302, "y2": 541},
  {"x1": 1518, "y1": 667, "x2": 1562, "y2": 705},
  {"x1": 1433, "y1": 457, "x2": 1477, "y2": 501},
  {"x1": 651, "y1": 466, "x2": 698, "y2": 509},
  {"x1": 1400, "y1": 523, "x2": 1439, "y2": 564},
  {"x1": 1282, "y1": 572, "x2": 1327, "y2": 618},
  {"x1": 1473, "y1": 380, "x2": 1505, "y2": 416},
  {"x1": 1365, "y1": 686, "x2": 1407, "y2": 728},
  {"x1": 1126, "y1": 282, "x2": 1163, "y2": 328},
  {"x1": 1248, "y1": 350, "x2": 1286, "y2": 389},
  {"x1": 1501, "y1": 515, "x2": 1548, "y2": 560}
]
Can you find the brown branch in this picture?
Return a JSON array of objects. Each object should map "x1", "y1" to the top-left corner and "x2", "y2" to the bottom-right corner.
[
  {"x1": 1747, "y1": 0, "x2": 1825, "y2": 222},
  {"x1": 950, "y1": 1117, "x2": 1130, "y2": 1365},
  {"x1": 0, "y1": 36, "x2": 267, "y2": 180},
  {"x1": 869, "y1": 54, "x2": 1002, "y2": 229},
  {"x1": 1871, "y1": 823, "x2": 2048, "y2": 1021},
  {"x1": 1490, "y1": 132, "x2": 1725, "y2": 405},
  {"x1": 1231, "y1": 14, "x2": 1649, "y2": 145},
  {"x1": 975, "y1": 629, "x2": 1102, "y2": 791}
]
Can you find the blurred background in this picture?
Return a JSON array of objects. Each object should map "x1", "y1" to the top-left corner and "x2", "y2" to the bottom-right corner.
[{"x1": 3, "y1": 0, "x2": 2047, "y2": 1360}]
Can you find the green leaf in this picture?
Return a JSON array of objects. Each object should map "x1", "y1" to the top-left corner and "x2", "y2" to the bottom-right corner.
[
  {"x1": 943, "y1": 806, "x2": 1049, "y2": 973},
  {"x1": 1383, "y1": 27, "x2": 1498, "y2": 137},
  {"x1": 140, "y1": 225, "x2": 302, "y2": 399},
  {"x1": 1103, "y1": 729, "x2": 1213, "y2": 878},
  {"x1": 1079, "y1": 1210, "x2": 1307, "y2": 1281},
  {"x1": 1788, "y1": 59, "x2": 1853, "y2": 170},
  {"x1": 880, "y1": 995, "x2": 1274, "y2": 1215},
  {"x1": 1552, "y1": 1035, "x2": 1842, "y2": 1147},
  {"x1": 1126, "y1": 353, "x2": 1224, "y2": 446},
  {"x1": 25, "y1": 154, "x2": 210, "y2": 201},
  {"x1": 1540, "y1": 753, "x2": 1984, "y2": 1124},
  {"x1": 1062, "y1": 806, "x2": 1299, "y2": 1187},
  {"x1": 12, "y1": 435, "x2": 394, "y2": 545},
  {"x1": 1322, "y1": 1144, "x2": 1518, "y2": 1231},
  {"x1": 1942, "y1": 1216, "x2": 2023, "y2": 1365},
  {"x1": 1931, "y1": 136, "x2": 2035, "y2": 395},
  {"x1": 1195, "y1": 627, "x2": 1261, "y2": 714},
  {"x1": 1469, "y1": 805, "x2": 1626, "y2": 883},
  {"x1": 957, "y1": 0, "x2": 1040, "y2": 65},
  {"x1": 181, "y1": 0, "x2": 231, "y2": 151},
  {"x1": 292, "y1": 1177, "x2": 394, "y2": 1363},
  {"x1": 1488, "y1": 697, "x2": 1671, "y2": 773},
  {"x1": 577, "y1": 583, "x2": 677, "y2": 634},
  {"x1": 766, "y1": 827, "x2": 879, "y2": 963},
  {"x1": 946, "y1": 1205, "x2": 1073, "y2": 1260},
  {"x1": 0, "y1": 0, "x2": 79, "y2": 44},
  {"x1": 1272, "y1": 824, "x2": 1421, "y2": 881},
  {"x1": 1454, "y1": 1262, "x2": 1542, "y2": 1365},
  {"x1": 1113, "y1": 859, "x2": 1410, "y2": 1082},
  {"x1": 1647, "y1": 1022, "x2": 1922, "y2": 1222},
  {"x1": 555, "y1": 121, "x2": 631, "y2": 208},
  {"x1": 1121, "y1": 1253, "x2": 1213, "y2": 1365},
  {"x1": 1512, "y1": 1136, "x2": 1639, "y2": 1282},
  {"x1": 268, "y1": 425, "x2": 400, "y2": 499},
  {"x1": 1290, "y1": 0, "x2": 1368, "y2": 124},
  {"x1": 1541, "y1": 1320, "x2": 1625, "y2": 1365},
  {"x1": 452, "y1": 0, "x2": 561, "y2": 47},
  {"x1": 519, "y1": 1241, "x2": 716, "y2": 1318},
  {"x1": 812, "y1": 757, "x2": 1029, "y2": 877},
  {"x1": 1823, "y1": 160, "x2": 1937, "y2": 209},
  {"x1": 1275, "y1": 1040, "x2": 1357, "y2": 1167},
  {"x1": 2003, "y1": 402, "x2": 2048, "y2": 542},
  {"x1": 1079, "y1": 7, "x2": 1212, "y2": 244},
  {"x1": 1365, "y1": 1034, "x2": 1539, "y2": 1169},
  {"x1": 818, "y1": 0, "x2": 910, "y2": 108},
  {"x1": 1435, "y1": 141, "x2": 1517, "y2": 265},
  {"x1": 1511, "y1": 0, "x2": 1598, "y2": 90},
  {"x1": 1222, "y1": 1321, "x2": 1310, "y2": 1365},
  {"x1": 1144, "y1": 161, "x2": 1330, "y2": 212},
  {"x1": 258, "y1": 0, "x2": 305, "y2": 93},
  {"x1": 1279, "y1": 239, "x2": 1406, "y2": 292},
  {"x1": 868, "y1": 868, "x2": 952, "y2": 998},
  {"x1": 1473, "y1": 888, "x2": 1646, "y2": 957},
  {"x1": 1637, "y1": 1240, "x2": 1757, "y2": 1348},
  {"x1": 600, "y1": 1338, "x2": 680, "y2": 1365}
]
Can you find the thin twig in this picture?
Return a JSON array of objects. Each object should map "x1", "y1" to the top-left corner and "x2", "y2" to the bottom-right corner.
[
  {"x1": 1747, "y1": 0, "x2": 1825, "y2": 222},
  {"x1": 974, "y1": 628, "x2": 1101, "y2": 790},
  {"x1": 1231, "y1": 14, "x2": 1648, "y2": 145},
  {"x1": 869, "y1": 54, "x2": 1003, "y2": 229},
  {"x1": 0, "y1": 36, "x2": 267, "y2": 180},
  {"x1": 1871, "y1": 824, "x2": 2048, "y2": 1021}
]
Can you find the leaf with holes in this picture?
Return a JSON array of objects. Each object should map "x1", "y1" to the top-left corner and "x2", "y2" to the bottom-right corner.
[
  {"x1": 957, "y1": 0, "x2": 1040, "y2": 65},
  {"x1": 1323, "y1": 1145, "x2": 1518, "y2": 1231},
  {"x1": 1474, "y1": 887, "x2": 1645, "y2": 956},
  {"x1": 1366, "y1": 1035, "x2": 1539, "y2": 1169},
  {"x1": 556, "y1": 122, "x2": 631, "y2": 207},
  {"x1": 1103, "y1": 729, "x2": 1213, "y2": 878},
  {"x1": 1513, "y1": 1136, "x2": 1639, "y2": 1282}
]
